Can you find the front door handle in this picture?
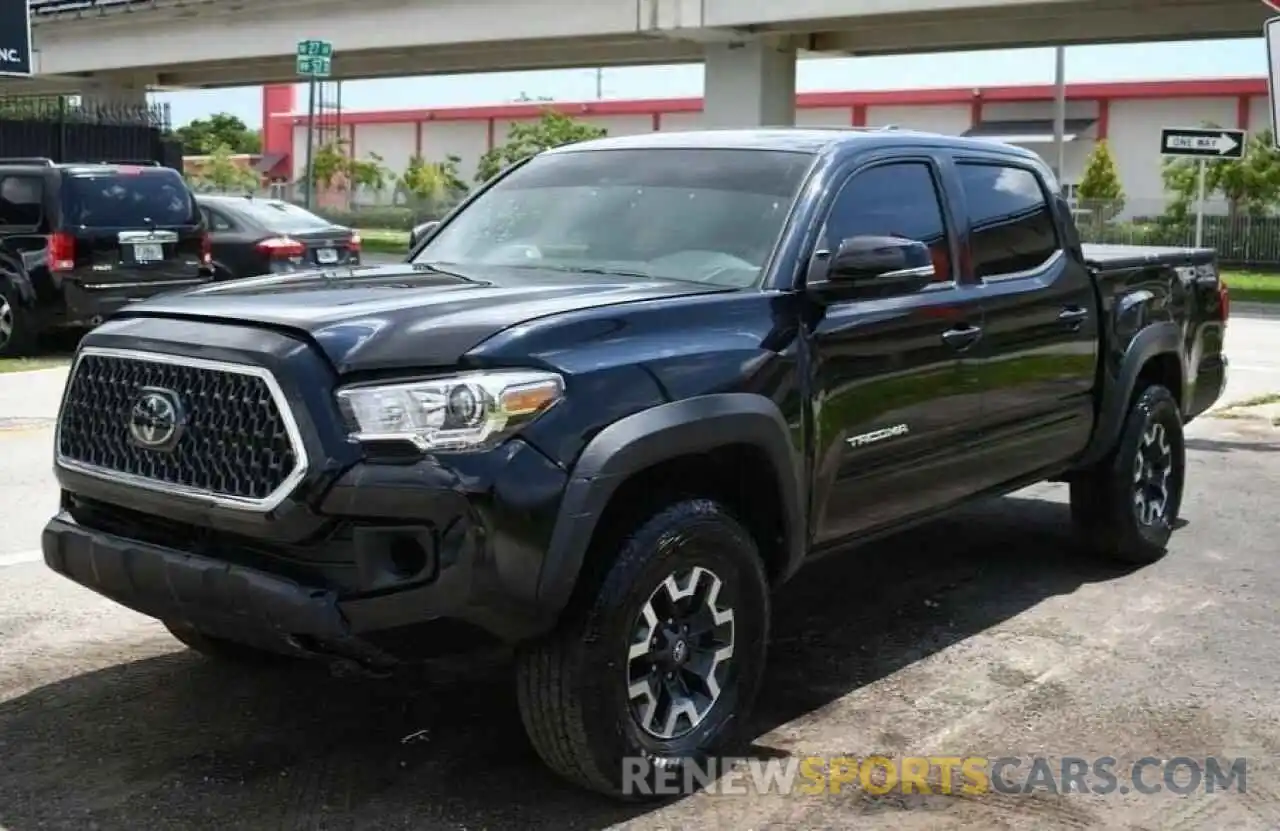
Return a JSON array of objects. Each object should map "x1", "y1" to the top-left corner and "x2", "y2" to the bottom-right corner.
[
  {"x1": 941, "y1": 324, "x2": 982, "y2": 351},
  {"x1": 1058, "y1": 306, "x2": 1089, "y2": 328}
]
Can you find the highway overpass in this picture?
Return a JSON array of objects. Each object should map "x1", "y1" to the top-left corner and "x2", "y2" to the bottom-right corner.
[{"x1": 4, "y1": 0, "x2": 1275, "y2": 127}]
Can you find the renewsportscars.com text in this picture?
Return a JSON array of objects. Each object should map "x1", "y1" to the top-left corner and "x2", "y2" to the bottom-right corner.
[{"x1": 622, "y1": 755, "x2": 1248, "y2": 797}]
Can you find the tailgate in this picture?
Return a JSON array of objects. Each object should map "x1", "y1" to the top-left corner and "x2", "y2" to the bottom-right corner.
[
  {"x1": 59, "y1": 167, "x2": 207, "y2": 289},
  {"x1": 69, "y1": 226, "x2": 207, "y2": 288}
]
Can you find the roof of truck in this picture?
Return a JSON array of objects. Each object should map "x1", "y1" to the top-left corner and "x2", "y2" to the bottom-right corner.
[{"x1": 546, "y1": 127, "x2": 1046, "y2": 160}]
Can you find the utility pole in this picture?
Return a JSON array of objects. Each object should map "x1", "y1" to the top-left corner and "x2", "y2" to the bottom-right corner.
[
  {"x1": 1052, "y1": 45, "x2": 1067, "y2": 190},
  {"x1": 595, "y1": 68, "x2": 603, "y2": 99},
  {"x1": 304, "y1": 75, "x2": 317, "y2": 209}
]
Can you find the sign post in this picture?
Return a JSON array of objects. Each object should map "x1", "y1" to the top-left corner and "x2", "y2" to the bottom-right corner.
[
  {"x1": 1159, "y1": 126, "x2": 1247, "y2": 248},
  {"x1": 296, "y1": 39, "x2": 334, "y2": 210},
  {"x1": 0, "y1": 0, "x2": 34, "y2": 77},
  {"x1": 1267, "y1": 15, "x2": 1280, "y2": 149}
]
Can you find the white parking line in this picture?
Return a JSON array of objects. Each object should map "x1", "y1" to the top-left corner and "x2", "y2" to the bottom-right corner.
[{"x1": 0, "y1": 549, "x2": 42, "y2": 569}]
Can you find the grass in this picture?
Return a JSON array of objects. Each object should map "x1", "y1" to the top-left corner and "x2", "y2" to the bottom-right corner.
[
  {"x1": 1222, "y1": 271, "x2": 1280, "y2": 304},
  {"x1": 358, "y1": 228, "x2": 410, "y2": 255},
  {"x1": 1208, "y1": 392, "x2": 1280, "y2": 421},
  {"x1": 0, "y1": 356, "x2": 70, "y2": 374}
]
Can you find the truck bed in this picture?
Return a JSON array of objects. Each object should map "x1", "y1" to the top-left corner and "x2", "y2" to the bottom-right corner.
[{"x1": 1081, "y1": 242, "x2": 1216, "y2": 270}]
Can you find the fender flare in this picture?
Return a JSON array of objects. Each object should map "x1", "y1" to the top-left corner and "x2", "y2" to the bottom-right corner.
[
  {"x1": 535, "y1": 393, "x2": 806, "y2": 615},
  {"x1": 1078, "y1": 320, "x2": 1183, "y2": 468}
]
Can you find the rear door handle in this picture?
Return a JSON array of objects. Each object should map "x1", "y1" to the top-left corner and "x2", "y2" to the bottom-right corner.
[
  {"x1": 1059, "y1": 306, "x2": 1089, "y2": 326},
  {"x1": 941, "y1": 324, "x2": 982, "y2": 351}
]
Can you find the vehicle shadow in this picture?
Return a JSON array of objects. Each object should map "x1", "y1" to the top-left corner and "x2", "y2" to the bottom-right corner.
[{"x1": 0, "y1": 492, "x2": 1134, "y2": 830}]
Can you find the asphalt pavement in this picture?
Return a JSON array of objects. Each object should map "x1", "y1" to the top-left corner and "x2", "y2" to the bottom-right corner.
[{"x1": 0, "y1": 313, "x2": 1278, "y2": 828}]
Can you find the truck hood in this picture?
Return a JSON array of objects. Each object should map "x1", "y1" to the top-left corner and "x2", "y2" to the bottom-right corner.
[{"x1": 119, "y1": 263, "x2": 730, "y2": 372}]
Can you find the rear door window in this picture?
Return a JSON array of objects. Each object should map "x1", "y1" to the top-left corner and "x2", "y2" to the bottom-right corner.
[
  {"x1": 955, "y1": 163, "x2": 1060, "y2": 279},
  {"x1": 62, "y1": 168, "x2": 198, "y2": 229},
  {"x1": 0, "y1": 175, "x2": 45, "y2": 229}
]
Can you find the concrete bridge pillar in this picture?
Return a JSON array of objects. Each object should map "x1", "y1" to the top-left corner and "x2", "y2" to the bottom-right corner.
[
  {"x1": 80, "y1": 79, "x2": 150, "y2": 110},
  {"x1": 702, "y1": 38, "x2": 796, "y2": 128}
]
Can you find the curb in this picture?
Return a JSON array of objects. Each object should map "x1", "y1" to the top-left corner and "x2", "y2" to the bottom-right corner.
[{"x1": 1234, "y1": 302, "x2": 1280, "y2": 319}]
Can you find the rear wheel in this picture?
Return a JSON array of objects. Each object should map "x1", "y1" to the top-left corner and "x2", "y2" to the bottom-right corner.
[
  {"x1": 1070, "y1": 383, "x2": 1185, "y2": 564},
  {"x1": 0, "y1": 283, "x2": 36, "y2": 358},
  {"x1": 516, "y1": 498, "x2": 770, "y2": 799},
  {"x1": 164, "y1": 620, "x2": 294, "y2": 666}
]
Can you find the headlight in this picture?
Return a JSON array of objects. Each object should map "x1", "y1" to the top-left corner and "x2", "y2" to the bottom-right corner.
[{"x1": 336, "y1": 370, "x2": 564, "y2": 452}]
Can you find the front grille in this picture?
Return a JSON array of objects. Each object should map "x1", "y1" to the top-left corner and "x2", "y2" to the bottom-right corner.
[{"x1": 56, "y1": 348, "x2": 305, "y2": 509}]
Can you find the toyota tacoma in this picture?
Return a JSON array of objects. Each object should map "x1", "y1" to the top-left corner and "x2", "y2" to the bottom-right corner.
[{"x1": 42, "y1": 128, "x2": 1229, "y2": 798}]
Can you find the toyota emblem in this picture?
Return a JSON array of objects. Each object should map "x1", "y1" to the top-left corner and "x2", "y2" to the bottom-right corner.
[{"x1": 128, "y1": 387, "x2": 185, "y2": 451}]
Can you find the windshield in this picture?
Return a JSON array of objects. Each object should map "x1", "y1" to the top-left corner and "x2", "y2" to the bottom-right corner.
[
  {"x1": 62, "y1": 169, "x2": 197, "y2": 228},
  {"x1": 413, "y1": 148, "x2": 814, "y2": 287},
  {"x1": 233, "y1": 199, "x2": 335, "y2": 232}
]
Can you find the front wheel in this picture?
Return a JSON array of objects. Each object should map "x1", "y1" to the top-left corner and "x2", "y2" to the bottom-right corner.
[
  {"x1": 516, "y1": 499, "x2": 770, "y2": 799},
  {"x1": 0, "y1": 282, "x2": 36, "y2": 358},
  {"x1": 1070, "y1": 383, "x2": 1185, "y2": 564}
]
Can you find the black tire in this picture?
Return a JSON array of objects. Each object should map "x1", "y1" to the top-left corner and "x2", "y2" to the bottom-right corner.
[
  {"x1": 163, "y1": 620, "x2": 294, "y2": 666},
  {"x1": 0, "y1": 281, "x2": 36, "y2": 358},
  {"x1": 1070, "y1": 384, "x2": 1185, "y2": 564},
  {"x1": 516, "y1": 498, "x2": 770, "y2": 799}
]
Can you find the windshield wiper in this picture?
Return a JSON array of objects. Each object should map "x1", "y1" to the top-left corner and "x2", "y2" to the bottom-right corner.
[
  {"x1": 410, "y1": 261, "x2": 477, "y2": 281},
  {"x1": 519, "y1": 264, "x2": 654, "y2": 279}
]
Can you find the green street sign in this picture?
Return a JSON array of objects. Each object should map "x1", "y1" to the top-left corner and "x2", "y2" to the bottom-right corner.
[
  {"x1": 295, "y1": 54, "x2": 332, "y2": 78},
  {"x1": 296, "y1": 39, "x2": 333, "y2": 58}
]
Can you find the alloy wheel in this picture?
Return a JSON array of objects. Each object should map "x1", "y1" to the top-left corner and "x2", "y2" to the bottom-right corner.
[
  {"x1": 626, "y1": 565, "x2": 736, "y2": 741},
  {"x1": 1133, "y1": 421, "x2": 1174, "y2": 527},
  {"x1": 0, "y1": 294, "x2": 13, "y2": 350}
]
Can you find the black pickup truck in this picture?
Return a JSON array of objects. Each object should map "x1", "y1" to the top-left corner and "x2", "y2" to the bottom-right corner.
[{"x1": 42, "y1": 128, "x2": 1228, "y2": 798}]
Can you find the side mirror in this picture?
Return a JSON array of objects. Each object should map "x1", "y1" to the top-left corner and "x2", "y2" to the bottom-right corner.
[
  {"x1": 811, "y1": 235, "x2": 936, "y2": 299},
  {"x1": 408, "y1": 220, "x2": 440, "y2": 252}
]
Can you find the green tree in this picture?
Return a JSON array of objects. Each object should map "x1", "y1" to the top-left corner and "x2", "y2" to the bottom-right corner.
[
  {"x1": 348, "y1": 151, "x2": 391, "y2": 194},
  {"x1": 475, "y1": 110, "x2": 606, "y2": 183},
  {"x1": 309, "y1": 141, "x2": 348, "y2": 190},
  {"x1": 1162, "y1": 123, "x2": 1280, "y2": 221},
  {"x1": 1077, "y1": 140, "x2": 1124, "y2": 205},
  {"x1": 187, "y1": 143, "x2": 259, "y2": 193},
  {"x1": 399, "y1": 154, "x2": 468, "y2": 212},
  {"x1": 175, "y1": 113, "x2": 261, "y2": 155}
]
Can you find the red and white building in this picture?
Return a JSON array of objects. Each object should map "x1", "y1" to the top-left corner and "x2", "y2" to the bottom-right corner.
[{"x1": 257, "y1": 76, "x2": 1271, "y2": 212}]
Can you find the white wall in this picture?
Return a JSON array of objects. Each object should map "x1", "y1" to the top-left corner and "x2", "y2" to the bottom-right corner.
[
  {"x1": 1248, "y1": 94, "x2": 1271, "y2": 139},
  {"x1": 1106, "y1": 96, "x2": 1240, "y2": 216},
  {"x1": 311, "y1": 93, "x2": 1257, "y2": 217},
  {"x1": 422, "y1": 121, "x2": 491, "y2": 182},
  {"x1": 979, "y1": 100, "x2": 1100, "y2": 188},
  {"x1": 865, "y1": 103, "x2": 971, "y2": 134}
]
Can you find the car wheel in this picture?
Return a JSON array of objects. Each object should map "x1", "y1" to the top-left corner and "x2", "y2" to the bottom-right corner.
[
  {"x1": 0, "y1": 282, "x2": 36, "y2": 358},
  {"x1": 516, "y1": 498, "x2": 770, "y2": 799},
  {"x1": 1070, "y1": 383, "x2": 1185, "y2": 564},
  {"x1": 164, "y1": 620, "x2": 295, "y2": 666}
]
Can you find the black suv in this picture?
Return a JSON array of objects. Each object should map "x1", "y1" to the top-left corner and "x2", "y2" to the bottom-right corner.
[{"x1": 0, "y1": 158, "x2": 211, "y2": 357}]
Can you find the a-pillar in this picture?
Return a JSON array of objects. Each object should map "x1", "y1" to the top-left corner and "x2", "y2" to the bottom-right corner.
[{"x1": 702, "y1": 38, "x2": 796, "y2": 128}]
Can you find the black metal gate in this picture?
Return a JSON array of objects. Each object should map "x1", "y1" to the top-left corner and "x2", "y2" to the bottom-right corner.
[{"x1": 0, "y1": 95, "x2": 177, "y2": 168}]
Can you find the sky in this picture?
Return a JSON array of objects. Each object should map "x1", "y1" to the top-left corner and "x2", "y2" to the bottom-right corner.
[{"x1": 153, "y1": 37, "x2": 1271, "y2": 128}]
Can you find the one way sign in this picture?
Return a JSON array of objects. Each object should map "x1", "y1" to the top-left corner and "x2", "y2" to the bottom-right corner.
[{"x1": 1159, "y1": 127, "x2": 1247, "y2": 160}]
